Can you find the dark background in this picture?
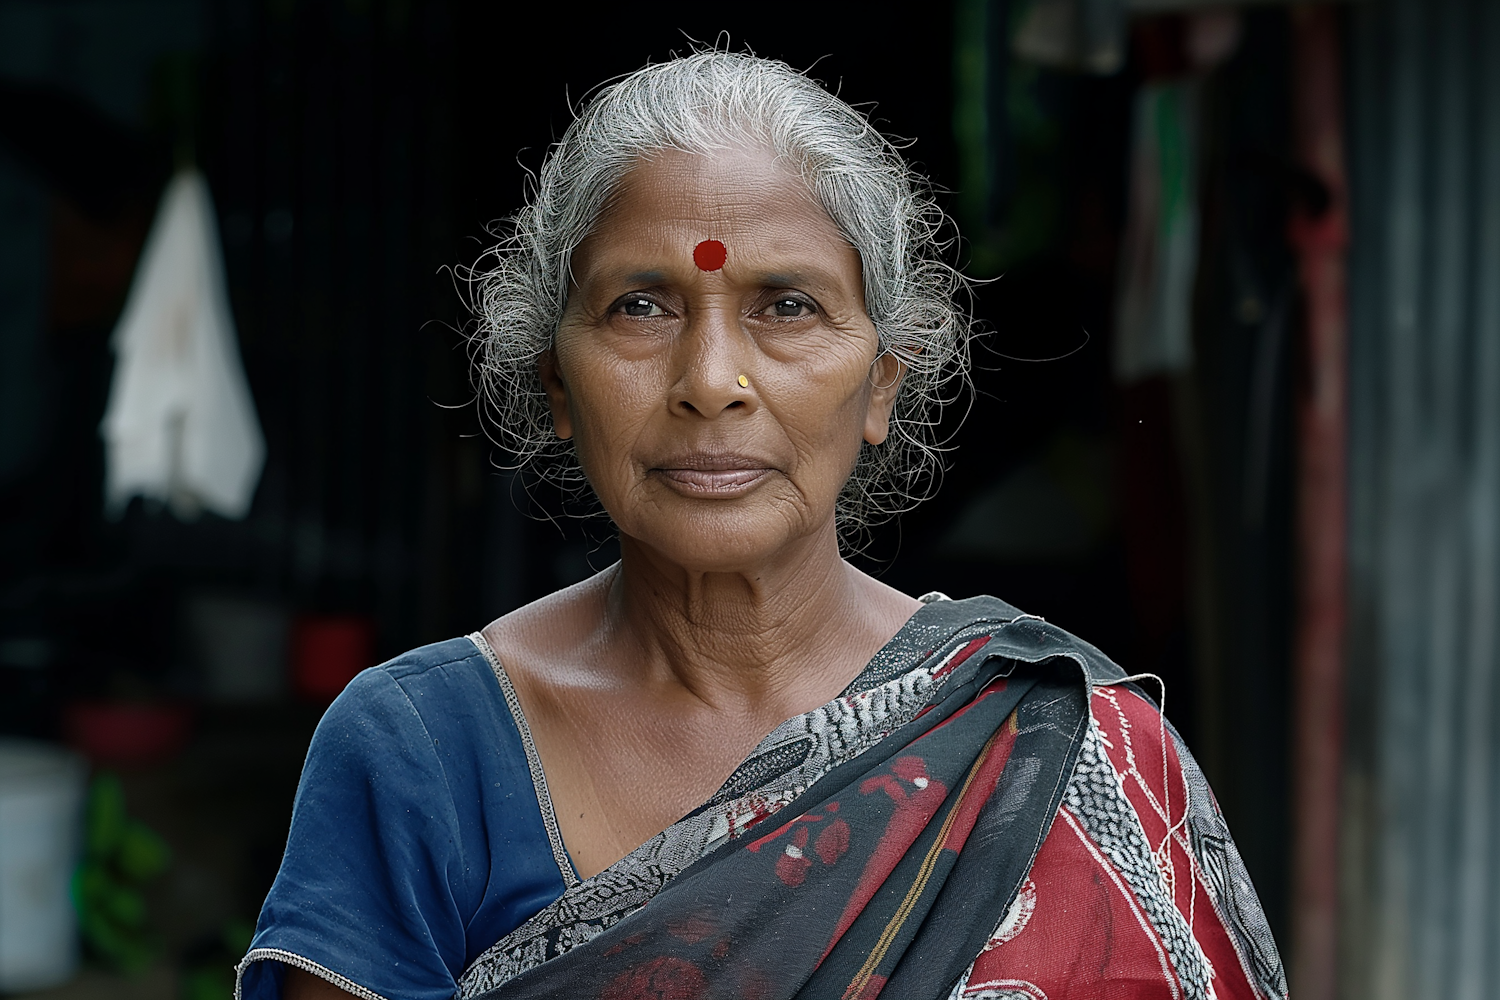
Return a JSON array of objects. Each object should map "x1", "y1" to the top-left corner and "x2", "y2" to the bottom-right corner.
[{"x1": 0, "y1": 0, "x2": 1300, "y2": 992}]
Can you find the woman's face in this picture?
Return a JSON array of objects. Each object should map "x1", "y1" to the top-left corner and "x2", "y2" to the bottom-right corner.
[{"x1": 544, "y1": 146, "x2": 903, "y2": 572}]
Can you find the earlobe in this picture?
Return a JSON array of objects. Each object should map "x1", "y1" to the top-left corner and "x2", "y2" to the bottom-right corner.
[{"x1": 538, "y1": 349, "x2": 574, "y2": 441}]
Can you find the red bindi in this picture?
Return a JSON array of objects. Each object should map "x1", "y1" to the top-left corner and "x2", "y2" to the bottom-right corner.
[{"x1": 693, "y1": 239, "x2": 727, "y2": 272}]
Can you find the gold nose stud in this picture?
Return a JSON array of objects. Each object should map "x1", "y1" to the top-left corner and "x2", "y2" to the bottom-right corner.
[{"x1": 737, "y1": 374, "x2": 750, "y2": 388}]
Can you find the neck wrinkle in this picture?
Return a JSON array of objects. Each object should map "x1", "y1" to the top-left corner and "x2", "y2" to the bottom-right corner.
[{"x1": 607, "y1": 519, "x2": 868, "y2": 708}]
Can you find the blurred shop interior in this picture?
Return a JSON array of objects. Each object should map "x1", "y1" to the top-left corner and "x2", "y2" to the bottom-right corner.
[{"x1": 0, "y1": 0, "x2": 1495, "y2": 998}]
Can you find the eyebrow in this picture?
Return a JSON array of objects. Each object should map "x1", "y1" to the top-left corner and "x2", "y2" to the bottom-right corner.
[{"x1": 625, "y1": 270, "x2": 667, "y2": 284}]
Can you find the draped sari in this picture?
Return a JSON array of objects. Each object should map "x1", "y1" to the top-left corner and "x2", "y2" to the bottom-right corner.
[{"x1": 454, "y1": 596, "x2": 1286, "y2": 1000}]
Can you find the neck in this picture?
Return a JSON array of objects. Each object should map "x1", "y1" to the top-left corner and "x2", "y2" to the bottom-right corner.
[{"x1": 603, "y1": 519, "x2": 909, "y2": 712}]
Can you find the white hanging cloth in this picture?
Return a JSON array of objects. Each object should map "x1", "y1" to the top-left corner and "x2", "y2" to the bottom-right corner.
[{"x1": 101, "y1": 169, "x2": 264, "y2": 520}]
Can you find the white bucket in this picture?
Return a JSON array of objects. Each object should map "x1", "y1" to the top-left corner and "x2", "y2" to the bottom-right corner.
[{"x1": 0, "y1": 740, "x2": 87, "y2": 993}]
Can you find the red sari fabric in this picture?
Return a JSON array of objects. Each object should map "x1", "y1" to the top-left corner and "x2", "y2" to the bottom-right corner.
[{"x1": 960, "y1": 686, "x2": 1261, "y2": 1000}]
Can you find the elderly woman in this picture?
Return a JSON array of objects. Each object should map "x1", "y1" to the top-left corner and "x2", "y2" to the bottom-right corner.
[{"x1": 238, "y1": 53, "x2": 1284, "y2": 1000}]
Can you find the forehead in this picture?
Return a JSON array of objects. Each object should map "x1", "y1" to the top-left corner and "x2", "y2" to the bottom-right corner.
[{"x1": 576, "y1": 147, "x2": 857, "y2": 277}]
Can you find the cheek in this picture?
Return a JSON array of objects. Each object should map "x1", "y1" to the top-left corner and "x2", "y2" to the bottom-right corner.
[
  {"x1": 762, "y1": 350, "x2": 875, "y2": 468},
  {"x1": 554, "y1": 341, "x2": 659, "y2": 473}
]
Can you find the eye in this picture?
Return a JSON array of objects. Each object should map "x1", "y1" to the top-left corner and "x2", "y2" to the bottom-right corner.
[
  {"x1": 762, "y1": 297, "x2": 815, "y2": 318},
  {"x1": 617, "y1": 296, "x2": 666, "y2": 318}
]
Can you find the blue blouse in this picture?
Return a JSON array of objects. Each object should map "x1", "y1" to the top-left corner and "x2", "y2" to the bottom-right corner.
[{"x1": 238, "y1": 636, "x2": 571, "y2": 1000}]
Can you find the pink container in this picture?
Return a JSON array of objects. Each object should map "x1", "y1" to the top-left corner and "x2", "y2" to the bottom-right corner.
[{"x1": 63, "y1": 702, "x2": 192, "y2": 767}]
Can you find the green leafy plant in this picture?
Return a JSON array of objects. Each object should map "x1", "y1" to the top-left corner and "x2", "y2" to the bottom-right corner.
[
  {"x1": 71, "y1": 772, "x2": 172, "y2": 973},
  {"x1": 180, "y1": 920, "x2": 255, "y2": 1000}
]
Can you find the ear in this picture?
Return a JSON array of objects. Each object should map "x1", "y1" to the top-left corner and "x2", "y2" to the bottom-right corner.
[
  {"x1": 538, "y1": 349, "x2": 574, "y2": 441},
  {"x1": 863, "y1": 352, "x2": 905, "y2": 446}
]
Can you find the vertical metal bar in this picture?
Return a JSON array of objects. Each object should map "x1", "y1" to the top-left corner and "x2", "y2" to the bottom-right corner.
[
  {"x1": 1371, "y1": 0, "x2": 1428, "y2": 994},
  {"x1": 1413, "y1": 1, "x2": 1471, "y2": 994},
  {"x1": 1453, "y1": 1, "x2": 1500, "y2": 994}
]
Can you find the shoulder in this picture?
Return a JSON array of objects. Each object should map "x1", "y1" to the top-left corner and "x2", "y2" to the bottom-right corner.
[
  {"x1": 298, "y1": 634, "x2": 531, "y2": 825},
  {"x1": 336, "y1": 634, "x2": 495, "y2": 714},
  {"x1": 930, "y1": 595, "x2": 1129, "y2": 686},
  {"x1": 1089, "y1": 684, "x2": 1181, "y2": 781},
  {"x1": 1086, "y1": 682, "x2": 1211, "y2": 844},
  {"x1": 315, "y1": 635, "x2": 506, "y2": 748}
]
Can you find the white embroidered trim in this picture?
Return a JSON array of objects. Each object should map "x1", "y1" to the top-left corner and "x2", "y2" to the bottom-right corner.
[
  {"x1": 963, "y1": 981, "x2": 1049, "y2": 1000},
  {"x1": 468, "y1": 631, "x2": 580, "y2": 889},
  {"x1": 235, "y1": 948, "x2": 390, "y2": 1000}
]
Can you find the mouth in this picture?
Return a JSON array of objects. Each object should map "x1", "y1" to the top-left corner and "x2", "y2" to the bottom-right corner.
[{"x1": 650, "y1": 455, "x2": 776, "y2": 497}]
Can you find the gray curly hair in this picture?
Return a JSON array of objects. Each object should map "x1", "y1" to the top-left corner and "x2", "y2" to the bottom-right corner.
[{"x1": 469, "y1": 50, "x2": 973, "y2": 539}]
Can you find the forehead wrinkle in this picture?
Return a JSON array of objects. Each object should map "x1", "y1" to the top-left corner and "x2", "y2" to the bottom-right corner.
[
  {"x1": 607, "y1": 153, "x2": 830, "y2": 228},
  {"x1": 578, "y1": 156, "x2": 857, "y2": 293}
]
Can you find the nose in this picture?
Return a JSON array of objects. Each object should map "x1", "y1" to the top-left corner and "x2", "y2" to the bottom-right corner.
[{"x1": 669, "y1": 304, "x2": 754, "y2": 418}]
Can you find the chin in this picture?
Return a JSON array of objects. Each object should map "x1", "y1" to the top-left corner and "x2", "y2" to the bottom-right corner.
[{"x1": 623, "y1": 504, "x2": 822, "y2": 573}]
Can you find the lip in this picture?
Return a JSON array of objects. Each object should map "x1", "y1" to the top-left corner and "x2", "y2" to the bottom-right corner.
[{"x1": 650, "y1": 454, "x2": 777, "y2": 497}]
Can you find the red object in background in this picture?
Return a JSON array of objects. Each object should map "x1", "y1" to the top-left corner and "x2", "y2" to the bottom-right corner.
[
  {"x1": 292, "y1": 616, "x2": 374, "y2": 701},
  {"x1": 1287, "y1": 9, "x2": 1349, "y2": 1000},
  {"x1": 64, "y1": 702, "x2": 194, "y2": 766}
]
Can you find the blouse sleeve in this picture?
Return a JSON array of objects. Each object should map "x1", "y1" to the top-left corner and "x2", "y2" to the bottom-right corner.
[{"x1": 237, "y1": 668, "x2": 471, "y2": 1000}]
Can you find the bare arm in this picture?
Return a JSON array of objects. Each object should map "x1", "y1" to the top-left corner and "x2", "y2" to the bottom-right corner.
[{"x1": 283, "y1": 968, "x2": 359, "y2": 999}]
